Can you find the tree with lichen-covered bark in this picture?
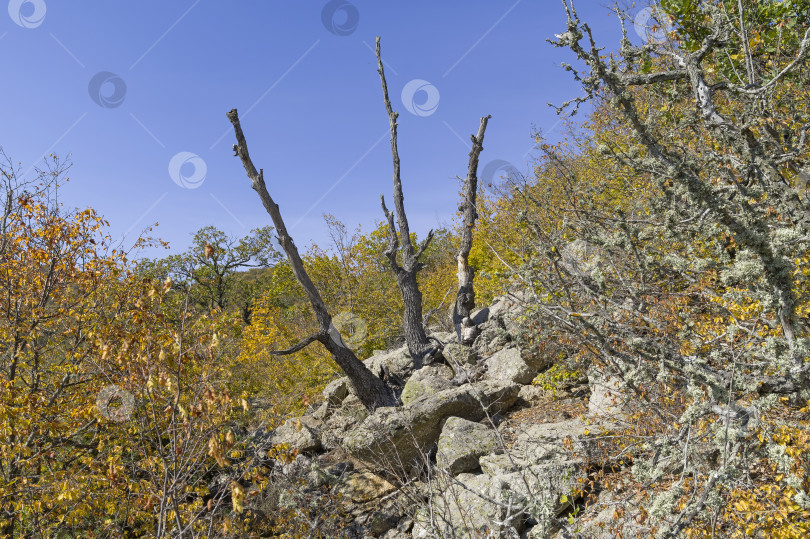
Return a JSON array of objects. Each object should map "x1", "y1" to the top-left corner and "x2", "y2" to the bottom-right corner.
[{"x1": 511, "y1": 1, "x2": 810, "y2": 535}]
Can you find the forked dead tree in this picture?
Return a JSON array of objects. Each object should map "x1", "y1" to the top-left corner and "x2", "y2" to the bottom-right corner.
[
  {"x1": 376, "y1": 37, "x2": 456, "y2": 361},
  {"x1": 377, "y1": 37, "x2": 489, "y2": 360},
  {"x1": 227, "y1": 109, "x2": 396, "y2": 411},
  {"x1": 453, "y1": 115, "x2": 490, "y2": 343}
]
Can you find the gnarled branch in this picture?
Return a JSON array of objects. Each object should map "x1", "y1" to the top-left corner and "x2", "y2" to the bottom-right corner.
[
  {"x1": 265, "y1": 332, "x2": 327, "y2": 356},
  {"x1": 228, "y1": 108, "x2": 396, "y2": 410},
  {"x1": 453, "y1": 115, "x2": 490, "y2": 342},
  {"x1": 375, "y1": 37, "x2": 434, "y2": 359}
]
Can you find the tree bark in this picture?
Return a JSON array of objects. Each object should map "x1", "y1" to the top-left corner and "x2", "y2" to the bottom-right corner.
[
  {"x1": 227, "y1": 109, "x2": 396, "y2": 410},
  {"x1": 453, "y1": 115, "x2": 490, "y2": 343},
  {"x1": 375, "y1": 37, "x2": 436, "y2": 361},
  {"x1": 553, "y1": 2, "x2": 810, "y2": 373}
]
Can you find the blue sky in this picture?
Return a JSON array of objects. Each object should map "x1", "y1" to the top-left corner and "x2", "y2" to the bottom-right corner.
[{"x1": 0, "y1": 1, "x2": 633, "y2": 259}]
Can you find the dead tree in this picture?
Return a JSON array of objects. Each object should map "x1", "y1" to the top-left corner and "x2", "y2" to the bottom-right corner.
[
  {"x1": 452, "y1": 115, "x2": 490, "y2": 343},
  {"x1": 227, "y1": 109, "x2": 396, "y2": 411},
  {"x1": 375, "y1": 37, "x2": 437, "y2": 361}
]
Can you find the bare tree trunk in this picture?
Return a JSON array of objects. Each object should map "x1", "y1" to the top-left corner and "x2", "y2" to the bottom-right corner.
[
  {"x1": 375, "y1": 37, "x2": 437, "y2": 361},
  {"x1": 452, "y1": 115, "x2": 490, "y2": 343},
  {"x1": 227, "y1": 109, "x2": 396, "y2": 410}
]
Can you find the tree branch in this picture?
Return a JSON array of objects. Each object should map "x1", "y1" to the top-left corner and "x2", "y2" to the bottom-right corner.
[
  {"x1": 227, "y1": 108, "x2": 396, "y2": 410},
  {"x1": 228, "y1": 109, "x2": 331, "y2": 330},
  {"x1": 376, "y1": 36, "x2": 414, "y2": 260},
  {"x1": 374, "y1": 37, "x2": 435, "y2": 359},
  {"x1": 380, "y1": 195, "x2": 401, "y2": 271},
  {"x1": 414, "y1": 229, "x2": 435, "y2": 264},
  {"x1": 453, "y1": 115, "x2": 490, "y2": 340},
  {"x1": 266, "y1": 332, "x2": 327, "y2": 356},
  {"x1": 620, "y1": 70, "x2": 688, "y2": 86}
]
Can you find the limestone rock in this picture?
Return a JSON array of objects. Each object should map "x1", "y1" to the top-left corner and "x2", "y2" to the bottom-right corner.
[
  {"x1": 367, "y1": 510, "x2": 399, "y2": 535},
  {"x1": 384, "y1": 516, "x2": 414, "y2": 538},
  {"x1": 491, "y1": 461, "x2": 586, "y2": 518},
  {"x1": 518, "y1": 344, "x2": 555, "y2": 373},
  {"x1": 588, "y1": 375, "x2": 627, "y2": 417},
  {"x1": 488, "y1": 294, "x2": 526, "y2": 322},
  {"x1": 436, "y1": 417, "x2": 499, "y2": 475},
  {"x1": 412, "y1": 473, "x2": 507, "y2": 537},
  {"x1": 400, "y1": 364, "x2": 454, "y2": 405},
  {"x1": 428, "y1": 330, "x2": 458, "y2": 345},
  {"x1": 485, "y1": 347, "x2": 537, "y2": 385},
  {"x1": 517, "y1": 384, "x2": 548, "y2": 406},
  {"x1": 321, "y1": 394, "x2": 369, "y2": 449},
  {"x1": 363, "y1": 345, "x2": 415, "y2": 383},
  {"x1": 338, "y1": 471, "x2": 396, "y2": 503},
  {"x1": 472, "y1": 317, "x2": 511, "y2": 356},
  {"x1": 442, "y1": 342, "x2": 477, "y2": 368},
  {"x1": 470, "y1": 306, "x2": 490, "y2": 325},
  {"x1": 488, "y1": 293, "x2": 529, "y2": 336},
  {"x1": 311, "y1": 400, "x2": 332, "y2": 421},
  {"x1": 306, "y1": 461, "x2": 342, "y2": 488},
  {"x1": 323, "y1": 376, "x2": 349, "y2": 405},
  {"x1": 511, "y1": 418, "x2": 590, "y2": 465},
  {"x1": 337, "y1": 393, "x2": 369, "y2": 423},
  {"x1": 343, "y1": 380, "x2": 519, "y2": 467},
  {"x1": 270, "y1": 417, "x2": 321, "y2": 453},
  {"x1": 479, "y1": 452, "x2": 519, "y2": 476},
  {"x1": 413, "y1": 460, "x2": 581, "y2": 537},
  {"x1": 506, "y1": 416, "x2": 613, "y2": 468}
]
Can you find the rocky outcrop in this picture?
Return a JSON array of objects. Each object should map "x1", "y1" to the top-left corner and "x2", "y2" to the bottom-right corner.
[
  {"x1": 400, "y1": 363, "x2": 454, "y2": 405},
  {"x1": 436, "y1": 417, "x2": 500, "y2": 474},
  {"x1": 363, "y1": 345, "x2": 417, "y2": 384},
  {"x1": 484, "y1": 346, "x2": 538, "y2": 385},
  {"x1": 269, "y1": 417, "x2": 321, "y2": 453},
  {"x1": 441, "y1": 342, "x2": 477, "y2": 367},
  {"x1": 588, "y1": 374, "x2": 628, "y2": 417},
  {"x1": 338, "y1": 471, "x2": 396, "y2": 503},
  {"x1": 472, "y1": 316, "x2": 511, "y2": 357},
  {"x1": 412, "y1": 459, "x2": 584, "y2": 537},
  {"x1": 412, "y1": 472, "x2": 503, "y2": 537},
  {"x1": 320, "y1": 393, "x2": 369, "y2": 449},
  {"x1": 342, "y1": 380, "x2": 519, "y2": 467},
  {"x1": 238, "y1": 292, "x2": 626, "y2": 538},
  {"x1": 487, "y1": 292, "x2": 530, "y2": 337},
  {"x1": 323, "y1": 376, "x2": 349, "y2": 405},
  {"x1": 517, "y1": 384, "x2": 548, "y2": 406}
]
